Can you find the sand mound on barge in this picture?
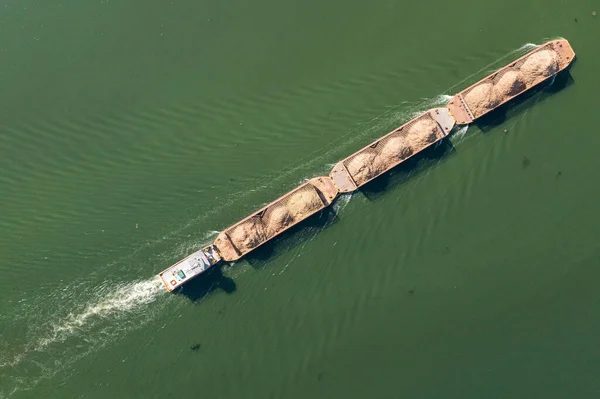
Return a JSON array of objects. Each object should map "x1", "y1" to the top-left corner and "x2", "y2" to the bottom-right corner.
[
  {"x1": 264, "y1": 188, "x2": 323, "y2": 236},
  {"x1": 463, "y1": 82, "x2": 499, "y2": 116},
  {"x1": 493, "y1": 69, "x2": 526, "y2": 101},
  {"x1": 379, "y1": 135, "x2": 413, "y2": 166},
  {"x1": 229, "y1": 217, "x2": 266, "y2": 250},
  {"x1": 286, "y1": 189, "x2": 323, "y2": 220},
  {"x1": 460, "y1": 49, "x2": 560, "y2": 117},
  {"x1": 520, "y1": 49, "x2": 559, "y2": 85},
  {"x1": 346, "y1": 151, "x2": 385, "y2": 185},
  {"x1": 265, "y1": 207, "x2": 295, "y2": 237},
  {"x1": 404, "y1": 118, "x2": 439, "y2": 150}
]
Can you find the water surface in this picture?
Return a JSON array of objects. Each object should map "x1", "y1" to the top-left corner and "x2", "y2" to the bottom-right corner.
[{"x1": 1, "y1": 0, "x2": 599, "y2": 398}]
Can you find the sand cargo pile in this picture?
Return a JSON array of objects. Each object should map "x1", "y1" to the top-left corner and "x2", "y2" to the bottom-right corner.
[
  {"x1": 330, "y1": 108, "x2": 455, "y2": 192},
  {"x1": 213, "y1": 177, "x2": 338, "y2": 262},
  {"x1": 447, "y1": 39, "x2": 575, "y2": 124},
  {"x1": 159, "y1": 39, "x2": 576, "y2": 291}
]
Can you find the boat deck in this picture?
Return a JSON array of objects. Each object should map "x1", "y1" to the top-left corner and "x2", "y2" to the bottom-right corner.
[{"x1": 159, "y1": 245, "x2": 221, "y2": 291}]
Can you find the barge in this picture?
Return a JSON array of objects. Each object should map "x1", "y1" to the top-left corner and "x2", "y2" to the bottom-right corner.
[
  {"x1": 330, "y1": 108, "x2": 455, "y2": 192},
  {"x1": 213, "y1": 177, "x2": 338, "y2": 262},
  {"x1": 158, "y1": 38, "x2": 575, "y2": 292},
  {"x1": 447, "y1": 39, "x2": 575, "y2": 124},
  {"x1": 159, "y1": 245, "x2": 221, "y2": 291}
]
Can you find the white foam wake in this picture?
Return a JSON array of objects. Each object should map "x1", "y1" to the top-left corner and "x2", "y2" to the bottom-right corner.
[
  {"x1": 0, "y1": 276, "x2": 168, "y2": 398},
  {"x1": 39, "y1": 277, "x2": 164, "y2": 348},
  {"x1": 450, "y1": 124, "x2": 469, "y2": 142},
  {"x1": 0, "y1": 276, "x2": 166, "y2": 370},
  {"x1": 332, "y1": 192, "x2": 353, "y2": 214}
]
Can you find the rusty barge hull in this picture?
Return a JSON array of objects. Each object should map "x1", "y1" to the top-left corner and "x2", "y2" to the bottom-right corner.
[
  {"x1": 447, "y1": 39, "x2": 575, "y2": 125},
  {"x1": 213, "y1": 177, "x2": 338, "y2": 262}
]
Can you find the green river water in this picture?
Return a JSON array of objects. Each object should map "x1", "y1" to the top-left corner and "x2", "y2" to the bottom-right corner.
[{"x1": 1, "y1": 0, "x2": 600, "y2": 398}]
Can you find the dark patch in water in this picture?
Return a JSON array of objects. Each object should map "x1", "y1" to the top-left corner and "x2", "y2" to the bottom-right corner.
[
  {"x1": 522, "y1": 157, "x2": 530, "y2": 168},
  {"x1": 190, "y1": 343, "x2": 201, "y2": 351},
  {"x1": 177, "y1": 266, "x2": 237, "y2": 303}
]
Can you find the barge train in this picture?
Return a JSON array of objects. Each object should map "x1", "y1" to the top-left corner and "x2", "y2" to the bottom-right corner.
[{"x1": 159, "y1": 39, "x2": 575, "y2": 292}]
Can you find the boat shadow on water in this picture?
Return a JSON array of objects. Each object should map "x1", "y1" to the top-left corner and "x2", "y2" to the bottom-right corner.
[
  {"x1": 475, "y1": 69, "x2": 575, "y2": 132},
  {"x1": 176, "y1": 265, "x2": 237, "y2": 303}
]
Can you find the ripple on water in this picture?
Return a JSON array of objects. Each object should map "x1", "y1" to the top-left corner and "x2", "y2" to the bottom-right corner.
[
  {"x1": 0, "y1": 276, "x2": 169, "y2": 398},
  {"x1": 0, "y1": 39, "x2": 556, "y2": 398}
]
